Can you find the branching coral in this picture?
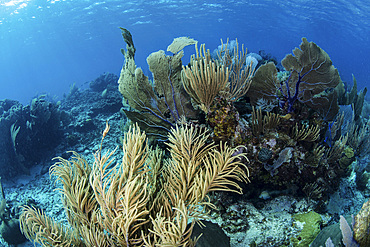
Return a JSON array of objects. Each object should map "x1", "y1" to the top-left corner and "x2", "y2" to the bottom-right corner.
[
  {"x1": 216, "y1": 38, "x2": 255, "y2": 102},
  {"x1": 181, "y1": 40, "x2": 255, "y2": 143},
  {"x1": 20, "y1": 206, "x2": 79, "y2": 246},
  {"x1": 346, "y1": 118, "x2": 370, "y2": 158},
  {"x1": 251, "y1": 106, "x2": 280, "y2": 136},
  {"x1": 181, "y1": 40, "x2": 255, "y2": 114},
  {"x1": 20, "y1": 123, "x2": 249, "y2": 247},
  {"x1": 326, "y1": 134, "x2": 348, "y2": 164},
  {"x1": 181, "y1": 44, "x2": 229, "y2": 113},
  {"x1": 336, "y1": 74, "x2": 368, "y2": 122},
  {"x1": 292, "y1": 123, "x2": 320, "y2": 142}
]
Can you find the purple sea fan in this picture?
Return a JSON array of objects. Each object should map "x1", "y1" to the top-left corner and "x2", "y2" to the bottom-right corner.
[
  {"x1": 340, "y1": 215, "x2": 359, "y2": 247},
  {"x1": 247, "y1": 38, "x2": 341, "y2": 120}
]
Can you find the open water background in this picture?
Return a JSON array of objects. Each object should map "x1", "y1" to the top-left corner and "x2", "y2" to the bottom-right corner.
[{"x1": 0, "y1": 0, "x2": 369, "y2": 104}]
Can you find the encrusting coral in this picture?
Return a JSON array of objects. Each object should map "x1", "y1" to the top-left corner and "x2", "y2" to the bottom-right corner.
[
  {"x1": 207, "y1": 96, "x2": 240, "y2": 143},
  {"x1": 19, "y1": 123, "x2": 249, "y2": 247},
  {"x1": 353, "y1": 199, "x2": 370, "y2": 247}
]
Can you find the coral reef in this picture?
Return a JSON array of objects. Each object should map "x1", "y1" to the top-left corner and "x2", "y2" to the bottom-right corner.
[
  {"x1": 0, "y1": 177, "x2": 27, "y2": 245},
  {"x1": 115, "y1": 31, "x2": 370, "y2": 245},
  {"x1": 0, "y1": 96, "x2": 63, "y2": 177},
  {"x1": 89, "y1": 72, "x2": 119, "y2": 92},
  {"x1": 2, "y1": 28, "x2": 368, "y2": 247},
  {"x1": 181, "y1": 44, "x2": 230, "y2": 113},
  {"x1": 0, "y1": 70, "x2": 124, "y2": 179},
  {"x1": 116, "y1": 30, "x2": 365, "y2": 204},
  {"x1": 223, "y1": 38, "x2": 363, "y2": 203},
  {"x1": 20, "y1": 124, "x2": 249, "y2": 246}
]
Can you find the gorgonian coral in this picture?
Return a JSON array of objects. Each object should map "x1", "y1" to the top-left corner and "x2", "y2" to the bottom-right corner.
[
  {"x1": 247, "y1": 37, "x2": 341, "y2": 120},
  {"x1": 118, "y1": 28, "x2": 197, "y2": 141}
]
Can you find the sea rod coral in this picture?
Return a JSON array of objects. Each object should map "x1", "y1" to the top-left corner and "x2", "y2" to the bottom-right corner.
[{"x1": 19, "y1": 123, "x2": 249, "y2": 246}]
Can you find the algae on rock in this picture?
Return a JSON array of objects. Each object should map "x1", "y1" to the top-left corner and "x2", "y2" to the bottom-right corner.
[{"x1": 292, "y1": 211, "x2": 323, "y2": 247}]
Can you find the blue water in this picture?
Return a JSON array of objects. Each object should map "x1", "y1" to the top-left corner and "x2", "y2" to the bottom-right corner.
[{"x1": 0, "y1": 0, "x2": 369, "y2": 105}]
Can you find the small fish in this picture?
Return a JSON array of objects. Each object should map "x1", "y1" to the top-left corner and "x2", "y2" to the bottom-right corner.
[{"x1": 259, "y1": 191, "x2": 271, "y2": 200}]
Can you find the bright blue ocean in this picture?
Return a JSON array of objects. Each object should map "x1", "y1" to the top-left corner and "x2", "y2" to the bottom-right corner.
[{"x1": 0, "y1": 0, "x2": 369, "y2": 104}]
